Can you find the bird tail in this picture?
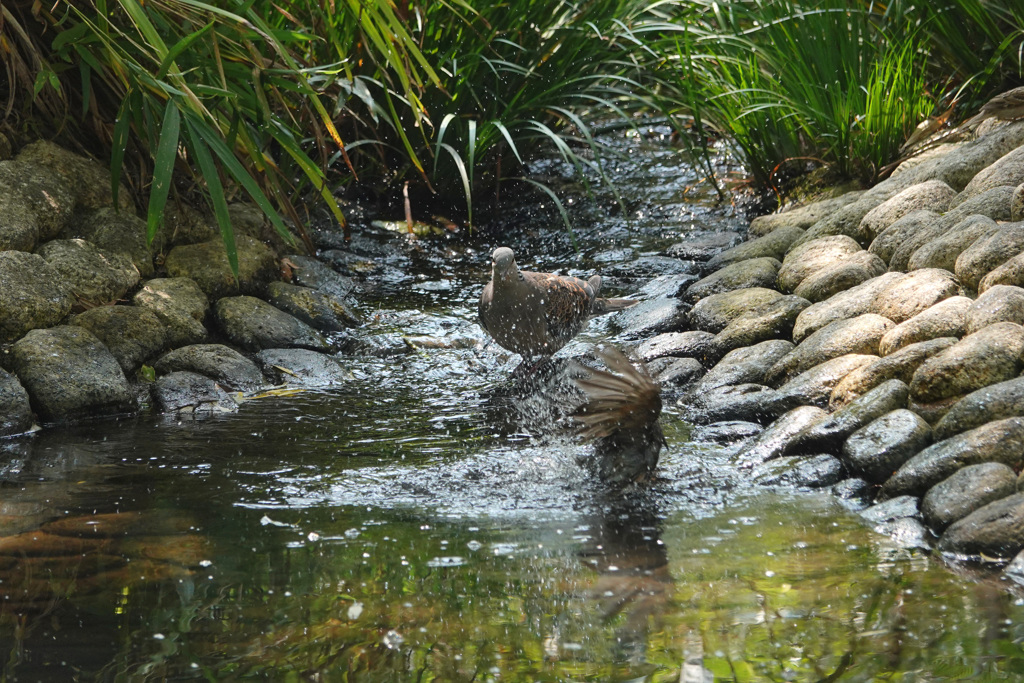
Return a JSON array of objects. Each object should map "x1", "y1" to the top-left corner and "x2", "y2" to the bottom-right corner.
[
  {"x1": 573, "y1": 346, "x2": 662, "y2": 439},
  {"x1": 592, "y1": 297, "x2": 638, "y2": 315}
]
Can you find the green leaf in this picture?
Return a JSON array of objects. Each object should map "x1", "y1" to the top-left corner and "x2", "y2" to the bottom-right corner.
[
  {"x1": 147, "y1": 99, "x2": 181, "y2": 246},
  {"x1": 185, "y1": 118, "x2": 238, "y2": 279},
  {"x1": 110, "y1": 93, "x2": 133, "y2": 209}
]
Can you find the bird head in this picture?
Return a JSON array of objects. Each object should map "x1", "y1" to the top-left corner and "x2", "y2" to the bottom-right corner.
[{"x1": 491, "y1": 247, "x2": 518, "y2": 281}]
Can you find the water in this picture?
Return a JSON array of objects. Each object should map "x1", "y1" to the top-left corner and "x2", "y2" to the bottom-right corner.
[{"x1": 3, "y1": 125, "x2": 1024, "y2": 681}]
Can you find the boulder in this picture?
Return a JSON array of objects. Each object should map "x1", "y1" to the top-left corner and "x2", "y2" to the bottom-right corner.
[
  {"x1": 922, "y1": 463, "x2": 1017, "y2": 532},
  {"x1": 952, "y1": 145, "x2": 1024, "y2": 208},
  {"x1": 651, "y1": 357, "x2": 705, "y2": 391},
  {"x1": 748, "y1": 193, "x2": 864, "y2": 237},
  {"x1": 1014, "y1": 183, "x2": 1024, "y2": 222},
  {"x1": 254, "y1": 349, "x2": 351, "y2": 387},
  {"x1": 131, "y1": 277, "x2": 209, "y2": 347},
  {"x1": 14, "y1": 139, "x2": 132, "y2": 213},
  {"x1": 634, "y1": 331, "x2": 716, "y2": 364},
  {"x1": 679, "y1": 383, "x2": 779, "y2": 425},
  {"x1": 752, "y1": 454, "x2": 844, "y2": 488},
  {"x1": 692, "y1": 340, "x2": 794, "y2": 393},
  {"x1": 266, "y1": 281, "x2": 361, "y2": 332},
  {"x1": 70, "y1": 305, "x2": 170, "y2": 373},
  {"x1": 690, "y1": 421, "x2": 763, "y2": 445},
  {"x1": 285, "y1": 254, "x2": 359, "y2": 299},
  {"x1": 629, "y1": 273, "x2": 699, "y2": 300},
  {"x1": 906, "y1": 214, "x2": 1000, "y2": 272},
  {"x1": 70, "y1": 207, "x2": 156, "y2": 277},
  {"x1": 792, "y1": 251, "x2": 886, "y2": 303},
  {"x1": 868, "y1": 210, "x2": 942, "y2": 265},
  {"x1": 769, "y1": 354, "x2": 878, "y2": 413},
  {"x1": 711, "y1": 295, "x2": 810, "y2": 354},
  {"x1": 887, "y1": 220, "x2": 955, "y2": 272},
  {"x1": 871, "y1": 268, "x2": 960, "y2": 323},
  {"x1": 907, "y1": 395, "x2": 962, "y2": 425},
  {"x1": 860, "y1": 495, "x2": 921, "y2": 525},
  {"x1": 943, "y1": 185, "x2": 1014, "y2": 224},
  {"x1": 933, "y1": 377, "x2": 1024, "y2": 440},
  {"x1": 735, "y1": 406, "x2": 828, "y2": 468},
  {"x1": 688, "y1": 288, "x2": 783, "y2": 333},
  {"x1": 909, "y1": 322, "x2": 1024, "y2": 403},
  {"x1": 786, "y1": 379, "x2": 909, "y2": 454},
  {"x1": 955, "y1": 223, "x2": 1024, "y2": 292},
  {"x1": 937, "y1": 492, "x2": 1024, "y2": 558},
  {"x1": 153, "y1": 344, "x2": 265, "y2": 392},
  {"x1": 35, "y1": 238, "x2": 139, "y2": 305},
  {"x1": 858, "y1": 179, "x2": 957, "y2": 241},
  {"x1": 842, "y1": 409, "x2": 932, "y2": 484},
  {"x1": 0, "y1": 192, "x2": 39, "y2": 252},
  {"x1": 877, "y1": 296, "x2": 971, "y2": 356},
  {"x1": 0, "y1": 370, "x2": 33, "y2": 437},
  {"x1": 664, "y1": 232, "x2": 743, "y2": 260},
  {"x1": 0, "y1": 251, "x2": 73, "y2": 342},
  {"x1": 7, "y1": 326, "x2": 135, "y2": 422},
  {"x1": 765, "y1": 314, "x2": 893, "y2": 386},
  {"x1": 777, "y1": 235, "x2": 863, "y2": 293},
  {"x1": 610, "y1": 298, "x2": 689, "y2": 339},
  {"x1": 965, "y1": 284, "x2": 1024, "y2": 334},
  {"x1": 933, "y1": 121, "x2": 1024, "y2": 191},
  {"x1": 879, "y1": 417, "x2": 1024, "y2": 499},
  {"x1": 683, "y1": 257, "x2": 781, "y2": 302},
  {"x1": 164, "y1": 235, "x2": 278, "y2": 299},
  {"x1": 978, "y1": 252, "x2": 1024, "y2": 292},
  {"x1": 791, "y1": 272, "x2": 905, "y2": 343},
  {"x1": 214, "y1": 296, "x2": 329, "y2": 352},
  {"x1": 703, "y1": 225, "x2": 805, "y2": 271},
  {"x1": 151, "y1": 371, "x2": 238, "y2": 414},
  {"x1": 789, "y1": 196, "x2": 885, "y2": 248},
  {"x1": 0, "y1": 159, "x2": 75, "y2": 242},
  {"x1": 830, "y1": 337, "x2": 958, "y2": 408}
]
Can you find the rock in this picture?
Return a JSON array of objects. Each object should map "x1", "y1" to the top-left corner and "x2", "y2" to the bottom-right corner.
[
  {"x1": 255, "y1": 349, "x2": 351, "y2": 387},
  {"x1": 765, "y1": 314, "x2": 894, "y2": 386},
  {"x1": 860, "y1": 495, "x2": 920, "y2": 525},
  {"x1": 868, "y1": 210, "x2": 942, "y2": 265},
  {"x1": 651, "y1": 357, "x2": 705, "y2": 390},
  {"x1": 769, "y1": 354, "x2": 879, "y2": 412},
  {"x1": 943, "y1": 185, "x2": 1014, "y2": 224},
  {"x1": 703, "y1": 225, "x2": 805, "y2": 271},
  {"x1": 938, "y1": 492, "x2": 1024, "y2": 558},
  {"x1": 906, "y1": 214, "x2": 1000, "y2": 272},
  {"x1": 70, "y1": 306, "x2": 169, "y2": 373},
  {"x1": 872, "y1": 268, "x2": 960, "y2": 323},
  {"x1": 777, "y1": 235, "x2": 863, "y2": 293},
  {"x1": 965, "y1": 284, "x2": 1024, "y2": 334},
  {"x1": 735, "y1": 406, "x2": 828, "y2": 467},
  {"x1": 214, "y1": 296, "x2": 329, "y2": 352},
  {"x1": 1014, "y1": 183, "x2": 1024, "y2": 222},
  {"x1": 690, "y1": 421, "x2": 763, "y2": 444},
  {"x1": 877, "y1": 296, "x2": 971, "y2": 356},
  {"x1": 907, "y1": 396, "x2": 962, "y2": 425},
  {"x1": 830, "y1": 337, "x2": 958, "y2": 408},
  {"x1": 285, "y1": 254, "x2": 359, "y2": 299},
  {"x1": 752, "y1": 454, "x2": 844, "y2": 488},
  {"x1": 131, "y1": 277, "x2": 209, "y2": 347},
  {"x1": 0, "y1": 370, "x2": 33, "y2": 437},
  {"x1": 265, "y1": 281, "x2": 361, "y2": 332},
  {"x1": 0, "y1": 192, "x2": 39, "y2": 252},
  {"x1": 610, "y1": 298, "x2": 689, "y2": 339},
  {"x1": 922, "y1": 463, "x2": 1017, "y2": 532},
  {"x1": 874, "y1": 518, "x2": 933, "y2": 550},
  {"x1": 792, "y1": 251, "x2": 886, "y2": 303},
  {"x1": 831, "y1": 477, "x2": 873, "y2": 508},
  {"x1": 956, "y1": 223, "x2": 1024, "y2": 292},
  {"x1": 934, "y1": 121, "x2": 1024, "y2": 191},
  {"x1": 909, "y1": 322, "x2": 1024, "y2": 403},
  {"x1": 0, "y1": 251, "x2": 73, "y2": 342},
  {"x1": 664, "y1": 231, "x2": 743, "y2": 260},
  {"x1": 1005, "y1": 549, "x2": 1024, "y2": 585},
  {"x1": 859, "y1": 179, "x2": 957, "y2": 241},
  {"x1": 153, "y1": 344, "x2": 264, "y2": 392},
  {"x1": 791, "y1": 272, "x2": 905, "y2": 343},
  {"x1": 879, "y1": 417, "x2": 1024, "y2": 499},
  {"x1": 683, "y1": 257, "x2": 780, "y2": 302},
  {"x1": 630, "y1": 273, "x2": 700, "y2": 301},
  {"x1": 611, "y1": 255, "x2": 695, "y2": 277},
  {"x1": 70, "y1": 207, "x2": 156, "y2": 277},
  {"x1": 787, "y1": 379, "x2": 909, "y2": 454},
  {"x1": 952, "y1": 145, "x2": 1024, "y2": 208},
  {"x1": 693, "y1": 339, "x2": 794, "y2": 392},
  {"x1": 887, "y1": 220, "x2": 954, "y2": 273},
  {"x1": 164, "y1": 235, "x2": 279, "y2": 299},
  {"x1": 150, "y1": 371, "x2": 238, "y2": 414},
  {"x1": 978, "y1": 251, "x2": 1024, "y2": 292},
  {"x1": 842, "y1": 409, "x2": 932, "y2": 484},
  {"x1": 679, "y1": 383, "x2": 779, "y2": 425},
  {"x1": 0, "y1": 159, "x2": 75, "y2": 242},
  {"x1": 711, "y1": 295, "x2": 810, "y2": 353},
  {"x1": 933, "y1": 376, "x2": 1024, "y2": 440},
  {"x1": 688, "y1": 288, "x2": 783, "y2": 333},
  {"x1": 35, "y1": 238, "x2": 139, "y2": 305},
  {"x1": 789, "y1": 196, "x2": 884, "y2": 248},
  {"x1": 634, "y1": 331, "x2": 716, "y2": 364},
  {"x1": 748, "y1": 193, "x2": 864, "y2": 237},
  {"x1": 15, "y1": 140, "x2": 132, "y2": 213},
  {"x1": 7, "y1": 326, "x2": 135, "y2": 422}
]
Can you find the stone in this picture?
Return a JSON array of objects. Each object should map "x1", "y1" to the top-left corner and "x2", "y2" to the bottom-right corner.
[
  {"x1": 688, "y1": 288, "x2": 783, "y2": 333},
  {"x1": 769, "y1": 354, "x2": 879, "y2": 413},
  {"x1": 842, "y1": 409, "x2": 932, "y2": 484},
  {"x1": 15, "y1": 140, "x2": 132, "y2": 213},
  {"x1": 943, "y1": 185, "x2": 1014, "y2": 224},
  {"x1": 651, "y1": 357, "x2": 705, "y2": 390},
  {"x1": 909, "y1": 322, "x2": 1024, "y2": 403},
  {"x1": 873, "y1": 518, "x2": 933, "y2": 550},
  {"x1": 0, "y1": 251, "x2": 73, "y2": 342},
  {"x1": 831, "y1": 477, "x2": 873, "y2": 508},
  {"x1": 791, "y1": 273, "x2": 905, "y2": 343},
  {"x1": 150, "y1": 371, "x2": 238, "y2": 414},
  {"x1": 628, "y1": 273, "x2": 699, "y2": 300},
  {"x1": 752, "y1": 454, "x2": 844, "y2": 488},
  {"x1": 1014, "y1": 183, "x2": 1024, "y2": 222},
  {"x1": 693, "y1": 340, "x2": 794, "y2": 393},
  {"x1": 922, "y1": 463, "x2": 1017, "y2": 532},
  {"x1": 131, "y1": 277, "x2": 209, "y2": 347},
  {"x1": 683, "y1": 257, "x2": 781, "y2": 302},
  {"x1": 1005, "y1": 549, "x2": 1024, "y2": 586},
  {"x1": 933, "y1": 121, "x2": 1024, "y2": 191},
  {"x1": 610, "y1": 298, "x2": 689, "y2": 339},
  {"x1": 690, "y1": 421, "x2": 763, "y2": 445},
  {"x1": 70, "y1": 207, "x2": 156, "y2": 277},
  {"x1": 879, "y1": 417, "x2": 1024, "y2": 499},
  {"x1": 978, "y1": 251, "x2": 1024, "y2": 292},
  {"x1": 877, "y1": 296, "x2": 971, "y2": 356},
  {"x1": 787, "y1": 379, "x2": 909, "y2": 454},
  {"x1": 735, "y1": 406, "x2": 828, "y2": 467},
  {"x1": 164, "y1": 235, "x2": 279, "y2": 299},
  {"x1": 35, "y1": 238, "x2": 139, "y2": 305},
  {"x1": 860, "y1": 495, "x2": 920, "y2": 525},
  {"x1": 859, "y1": 179, "x2": 957, "y2": 241},
  {"x1": 792, "y1": 251, "x2": 886, "y2": 303},
  {"x1": 933, "y1": 377, "x2": 1024, "y2": 441},
  {"x1": 868, "y1": 210, "x2": 943, "y2": 266},
  {"x1": 887, "y1": 220, "x2": 955, "y2": 272},
  {"x1": 830, "y1": 337, "x2": 958, "y2": 408},
  {"x1": 7, "y1": 326, "x2": 135, "y2": 422},
  {"x1": 703, "y1": 225, "x2": 805, "y2": 271},
  {"x1": 711, "y1": 295, "x2": 810, "y2": 354},
  {"x1": 70, "y1": 306, "x2": 170, "y2": 373},
  {"x1": 777, "y1": 235, "x2": 863, "y2": 293},
  {"x1": 0, "y1": 159, "x2": 75, "y2": 241},
  {"x1": 748, "y1": 193, "x2": 864, "y2": 237},
  {"x1": 0, "y1": 192, "x2": 39, "y2": 252},
  {"x1": 938, "y1": 492, "x2": 1024, "y2": 558},
  {"x1": 153, "y1": 344, "x2": 264, "y2": 392},
  {"x1": 952, "y1": 145, "x2": 1024, "y2": 208},
  {"x1": 0, "y1": 370, "x2": 33, "y2": 437},
  {"x1": 679, "y1": 383, "x2": 779, "y2": 425},
  {"x1": 956, "y1": 223, "x2": 1024, "y2": 292},
  {"x1": 872, "y1": 268, "x2": 960, "y2": 323},
  {"x1": 789, "y1": 195, "x2": 884, "y2": 248},
  {"x1": 664, "y1": 231, "x2": 743, "y2": 260},
  {"x1": 285, "y1": 254, "x2": 359, "y2": 299},
  {"x1": 214, "y1": 296, "x2": 329, "y2": 352},
  {"x1": 906, "y1": 214, "x2": 1000, "y2": 273},
  {"x1": 265, "y1": 281, "x2": 361, "y2": 332},
  {"x1": 634, "y1": 331, "x2": 716, "y2": 364},
  {"x1": 965, "y1": 284, "x2": 1024, "y2": 334},
  {"x1": 255, "y1": 349, "x2": 351, "y2": 387},
  {"x1": 907, "y1": 396, "x2": 962, "y2": 425},
  {"x1": 765, "y1": 314, "x2": 894, "y2": 386}
]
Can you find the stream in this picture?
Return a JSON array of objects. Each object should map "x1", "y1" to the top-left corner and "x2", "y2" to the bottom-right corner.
[{"x1": 2, "y1": 124, "x2": 1024, "y2": 681}]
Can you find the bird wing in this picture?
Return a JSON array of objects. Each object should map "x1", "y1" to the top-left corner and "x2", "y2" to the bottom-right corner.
[
  {"x1": 477, "y1": 281, "x2": 493, "y2": 334},
  {"x1": 525, "y1": 272, "x2": 593, "y2": 347}
]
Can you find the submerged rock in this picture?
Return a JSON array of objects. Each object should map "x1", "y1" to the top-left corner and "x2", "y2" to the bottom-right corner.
[
  {"x1": 830, "y1": 337, "x2": 957, "y2": 409},
  {"x1": 922, "y1": 462, "x2": 1017, "y2": 533},
  {"x1": 215, "y1": 296, "x2": 329, "y2": 352},
  {"x1": 765, "y1": 314, "x2": 893, "y2": 386},
  {"x1": 752, "y1": 454, "x2": 844, "y2": 488},
  {"x1": 877, "y1": 296, "x2": 971, "y2": 356},
  {"x1": 860, "y1": 495, "x2": 920, "y2": 525},
  {"x1": 938, "y1": 492, "x2": 1024, "y2": 559},
  {"x1": 0, "y1": 251, "x2": 73, "y2": 342},
  {"x1": 255, "y1": 349, "x2": 352, "y2": 387},
  {"x1": 151, "y1": 371, "x2": 238, "y2": 414},
  {"x1": 909, "y1": 322, "x2": 1024, "y2": 404},
  {"x1": 153, "y1": 344, "x2": 264, "y2": 392},
  {"x1": 842, "y1": 409, "x2": 932, "y2": 484}
]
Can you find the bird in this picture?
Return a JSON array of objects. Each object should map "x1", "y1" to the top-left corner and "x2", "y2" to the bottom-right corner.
[
  {"x1": 962, "y1": 85, "x2": 1024, "y2": 131},
  {"x1": 478, "y1": 247, "x2": 637, "y2": 362}
]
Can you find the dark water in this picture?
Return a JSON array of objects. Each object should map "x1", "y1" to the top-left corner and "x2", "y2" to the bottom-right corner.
[{"x1": 3, "y1": 126, "x2": 1024, "y2": 681}]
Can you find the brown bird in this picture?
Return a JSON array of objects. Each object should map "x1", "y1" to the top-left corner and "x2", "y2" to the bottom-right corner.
[
  {"x1": 478, "y1": 247, "x2": 636, "y2": 360},
  {"x1": 962, "y1": 85, "x2": 1024, "y2": 131}
]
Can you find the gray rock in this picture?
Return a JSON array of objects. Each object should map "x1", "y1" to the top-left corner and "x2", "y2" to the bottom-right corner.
[
  {"x1": 36, "y1": 238, "x2": 139, "y2": 305},
  {"x1": 955, "y1": 222, "x2": 1024, "y2": 292},
  {"x1": 771, "y1": 354, "x2": 879, "y2": 412},
  {"x1": 70, "y1": 306, "x2": 170, "y2": 373},
  {"x1": 164, "y1": 235, "x2": 279, "y2": 299},
  {"x1": 873, "y1": 518, "x2": 933, "y2": 550},
  {"x1": 789, "y1": 196, "x2": 885, "y2": 248},
  {"x1": 860, "y1": 495, "x2": 920, "y2": 525},
  {"x1": 952, "y1": 145, "x2": 1024, "y2": 208},
  {"x1": 8, "y1": 326, "x2": 135, "y2": 422},
  {"x1": 909, "y1": 322, "x2": 1024, "y2": 403},
  {"x1": 153, "y1": 344, "x2": 264, "y2": 392},
  {"x1": 830, "y1": 337, "x2": 958, "y2": 408},
  {"x1": 868, "y1": 210, "x2": 942, "y2": 265},
  {"x1": 765, "y1": 314, "x2": 894, "y2": 386},
  {"x1": 0, "y1": 192, "x2": 39, "y2": 252},
  {"x1": 735, "y1": 405, "x2": 828, "y2": 467},
  {"x1": 611, "y1": 255, "x2": 695, "y2": 277},
  {"x1": 788, "y1": 379, "x2": 909, "y2": 454},
  {"x1": 610, "y1": 298, "x2": 689, "y2": 339},
  {"x1": 843, "y1": 409, "x2": 932, "y2": 484},
  {"x1": 628, "y1": 273, "x2": 698, "y2": 300},
  {"x1": 704, "y1": 225, "x2": 805, "y2": 271},
  {"x1": 634, "y1": 331, "x2": 717, "y2": 364},
  {"x1": 255, "y1": 348, "x2": 351, "y2": 387},
  {"x1": 285, "y1": 254, "x2": 358, "y2": 299},
  {"x1": 887, "y1": 220, "x2": 955, "y2": 273},
  {"x1": 877, "y1": 296, "x2": 971, "y2": 356},
  {"x1": 711, "y1": 295, "x2": 810, "y2": 354},
  {"x1": 792, "y1": 251, "x2": 886, "y2": 303},
  {"x1": 694, "y1": 339, "x2": 794, "y2": 392},
  {"x1": 965, "y1": 284, "x2": 1024, "y2": 334},
  {"x1": 752, "y1": 454, "x2": 844, "y2": 488},
  {"x1": 665, "y1": 231, "x2": 743, "y2": 260},
  {"x1": 15, "y1": 140, "x2": 132, "y2": 213},
  {"x1": 831, "y1": 477, "x2": 874, "y2": 508},
  {"x1": 922, "y1": 462, "x2": 1017, "y2": 532},
  {"x1": 978, "y1": 251, "x2": 1024, "y2": 292},
  {"x1": 690, "y1": 421, "x2": 763, "y2": 444},
  {"x1": 933, "y1": 376, "x2": 1024, "y2": 440},
  {"x1": 70, "y1": 207, "x2": 156, "y2": 277},
  {"x1": 0, "y1": 251, "x2": 73, "y2": 342},
  {"x1": 859, "y1": 179, "x2": 957, "y2": 241},
  {"x1": 777, "y1": 235, "x2": 863, "y2": 293},
  {"x1": 266, "y1": 281, "x2": 361, "y2": 332},
  {"x1": 651, "y1": 357, "x2": 705, "y2": 390},
  {"x1": 906, "y1": 214, "x2": 1000, "y2": 272},
  {"x1": 131, "y1": 277, "x2": 209, "y2": 347},
  {"x1": 748, "y1": 193, "x2": 864, "y2": 237},
  {"x1": 0, "y1": 370, "x2": 32, "y2": 437},
  {"x1": 688, "y1": 288, "x2": 783, "y2": 333},
  {"x1": 935, "y1": 121, "x2": 1024, "y2": 191},
  {"x1": 1003, "y1": 548, "x2": 1024, "y2": 585},
  {"x1": 943, "y1": 185, "x2": 1014, "y2": 224},
  {"x1": 872, "y1": 268, "x2": 960, "y2": 324},
  {"x1": 679, "y1": 383, "x2": 779, "y2": 425},
  {"x1": 938, "y1": 492, "x2": 1024, "y2": 558},
  {"x1": 214, "y1": 296, "x2": 329, "y2": 352},
  {"x1": 150, "y1": 371, "x2": 238, "y2": 414},
  {"x1": 791, "y1": 272, "x2": 905, "y2": 343},
  {"x1": 1014, "y1": 183, "x2": 1024, "y2": 222},
  {"x1": 879, "y1": 417, "x2": 1024, "y2": 499},
  {"x1": 684, "y1": 257, "x2": 780, "y2": 302},
  {"x1": 0, "y1": 159, "x2": 75, "y2": 242}
]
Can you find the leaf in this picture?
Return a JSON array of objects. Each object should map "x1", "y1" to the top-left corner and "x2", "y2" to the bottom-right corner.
[
  {"x1": 185, "y1": 117, "x2": 239, "y2": 279},
  {"x1": 146, "y1": 99, "x2": 181, "y2": 246}
]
